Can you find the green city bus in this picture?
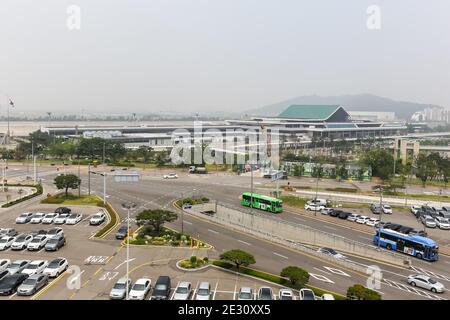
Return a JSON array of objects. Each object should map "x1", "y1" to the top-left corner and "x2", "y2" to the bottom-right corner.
[{"x1": 241, "y1": 192, "x2": 283, "y2": 213}]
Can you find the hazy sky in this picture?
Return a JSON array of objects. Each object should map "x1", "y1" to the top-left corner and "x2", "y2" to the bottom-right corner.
[{"x1": 0, "y1": 0, "x2": 449, "y2": 115}]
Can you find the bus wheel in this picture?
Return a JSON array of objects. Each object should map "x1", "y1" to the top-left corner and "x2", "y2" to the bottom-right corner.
[
  {"x1": 386, "y1": 244, "x2": 392, "y2": 250},
  {"x1": 416, "y1": 253, "x2": 422, "y2": 259}
]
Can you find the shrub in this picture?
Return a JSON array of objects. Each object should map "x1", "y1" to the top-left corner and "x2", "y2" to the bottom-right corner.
[
  {"x1": 203, "y1": 257, "x2": 209, "y2": 263},
  {"x1": 347, "y1": 284, "x2": 382, "y2": 300},
  {"x1": 190, "y1": 255, "x2": 197, "y2": 266},
  {"x1": 280, "y1": 266, "x2": 309, "y2": 289}
]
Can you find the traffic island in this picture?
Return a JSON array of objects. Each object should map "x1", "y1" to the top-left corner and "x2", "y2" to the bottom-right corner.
[
  {"x1": 176, "y1": 256, "x2": 211, "y2": 271},
  {"x1": 1, "y1": 184, "x2": 43, "y2": 208}
]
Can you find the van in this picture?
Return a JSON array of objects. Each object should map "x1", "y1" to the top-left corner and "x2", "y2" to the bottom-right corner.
[
  {"x1": 308, "y1": 198, "x2": 327, "y2": 206},
  {"x1": 151, "y1": 276, "x2": 171, "y2": 300}
]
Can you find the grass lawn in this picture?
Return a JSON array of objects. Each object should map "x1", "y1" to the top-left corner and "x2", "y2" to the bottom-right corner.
[{"x1": 41, "y1": 193, "x2": 101, "y2": 205}]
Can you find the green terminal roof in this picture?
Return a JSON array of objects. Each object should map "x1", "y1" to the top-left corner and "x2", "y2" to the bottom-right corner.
[{"x1": 278, "y1": 105, "x2": 341, "y2": 120}]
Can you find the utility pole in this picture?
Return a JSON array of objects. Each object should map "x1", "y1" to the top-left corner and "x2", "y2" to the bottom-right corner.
[
  {"x1": 32, "y1": 142, "x2": 37, "y2": 184},
  {"x1": 88, "y1": 163, "x2": 91, "y2": 195},
  {"x1": 103, "y1": 172, "x2": 106, "y2": 204},
  {"x1": 78, "y1": 161, "x2": 81, "y2": 197},
  {"x1": 122, "y1": 201, "x2": 136, "y2": 301},
  {"x1": 378, "y1": 184, "x2": 383, "y2": 249}
]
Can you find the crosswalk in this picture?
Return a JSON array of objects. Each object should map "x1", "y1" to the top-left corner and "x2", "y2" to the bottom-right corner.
[
  {"x1": 410, "y1": 266, "x2": 450, "y2": 282},
  {"x1": 383, "y1": 279, "x2": 446, "y2": 300}
]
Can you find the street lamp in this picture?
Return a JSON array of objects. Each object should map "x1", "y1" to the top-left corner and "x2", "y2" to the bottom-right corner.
[
  {"x1": 89, "y1": 169, "x2": 107, "y2": 204},
  {"x1": 121, "y1": 202, "x2": 136, "y2": 301}
]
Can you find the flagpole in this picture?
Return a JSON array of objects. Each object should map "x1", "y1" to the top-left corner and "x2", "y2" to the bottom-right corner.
[{"x1": 7, "y1": 99, "x2": 10, "y2": 144}]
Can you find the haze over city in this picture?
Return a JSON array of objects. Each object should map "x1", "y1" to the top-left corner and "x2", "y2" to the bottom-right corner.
[{"x1": 1, "y1": 0, "x2": 449, "y2": 115}]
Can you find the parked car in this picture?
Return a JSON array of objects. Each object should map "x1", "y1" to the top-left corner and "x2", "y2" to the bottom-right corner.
[
  {"x1": 110, "y1": 277, "x2": 132, "y2": 300},
  {"x1": 6, "y1": 260, "x2": 31, "y2": 275},
  {"x1": 321, "y1": 208, "x2": 334, "y2": 215},
  {"x1": 370, "y1": 204, "x2": 382, "y2": 214},
  {"x1": 347, "y1": 214, "x2": 360, "y2": 222},
  {"x1": 151, "y1": 276, "x2": 171, "y2": 300},
  {"x1": 299, "y1": 288, "x2": 316, "y2": 300},
  {"x1": 90, "y1": 212, "x2": 106, "y2": 225},
  {"x1": 0, "y1": 259, "x2": 10, "y2": 272},
  {"x1": 15, "y1": 212, "x2": 34, "y2": 224},
  {"x1": 407, "y1": 274, "x2": 445, "y2": 293},
  {"x1": 11, "y1": 234, "x2": 33, "y2": 250},
  {"x1": 420, "y1": 215, "x2": 437, "y2": 228},
  {"x1": 304, "y1": 203, "x2": 325, "y2": 211},
  {"x1": 321, "y1": 294, "x2": 335, "y2": 300},
  {"x1": 55, "y1": 207, "x2": 71, "y2": 214},
  {"x1": 22, "y1": 260, "x2": 49, "y2": 275},
  {"x1": 238, "y1": 287, "x2": 253, "y2": 300},
  {"x1": 30, "y1": 213, "x2": 46, "y2": 224},
  {"x1": 308, "y1": 198, "x2": 328, "y2": 206},
  {"x1": 356, "y1": 216, "x2": 370, "y2": 224},
  {"x1": 17, "y1": 274, "x2": 48, "y2": 296},
  {"x1": 53, "y1": 213, "x2": 71, "y2": 225},
  {"x1": 338, "y1": 211, "x2": 352, "y2": 219},
  {"x1": 434, "y1": 217, "x2": 450, "y2": 230},
  {"x1": 173, "y1": 282, "x2": 192, "y2": 300},
  {"x1": 398, "y1": 226, "x2": 414, "y2": 234},
  {"x1": 384, "y1": 223, "x2": 402, "y2": 231},
  {"x1": 0, "y1": 270, "x2": 8, "y2": 282},
  {"x1": 317, "y1": 247, "x2": 345, "y2": 259},
  {"x1": 328, "y1": 209, "x2": 342, "y2": 217},
  {"x1": 438, "y1": 211, "x2": 450, "y2": 220},
  {"x1": 409, "y1": 229, "x2": 428, "y2": 237},
  {"x1": 382, "y1": 204, "x2": 393, "y2": 214},
  {"x1": 365, "y1": 218, "x2": 380, "y2": 227},
  {"x1": 43, "y1": 258, "x2": 68, "y2": 278},
  {"x1": 128, "y1": 278, "x2": 151, "y2": 300},
  {"x1": 278, "y1": 288, "x2": 294, "y2": 300},
  {"x1": 0, "y1": 236, "x2": 16, "y2": 251},
  {"x1": 30, "y1": 229, "x2": 47, "y2": 237},
  {"x1": 258, "y1": 287, "x2": 274, "y2": 300},
  {"x1": 410, "y1": 205, "x2": 421, "y2": 215},
  {"x1": 65, "y1": 213, "x2": 83, "y2": 225},
  {"x1": 45, "y1": 235, "x2": 66, "y2": 251},
  {"x1": 115, "y1": 226, "x2": 128, "y2": 240},
  {"x1": 195, "y1": 282, "x2": 212, "y2": 300},
  {"x1": 27, "y1": 235, "x2": 48, "y2": 251},
  {"x1": 0, "y1": 228, "x2": 17, "y2": 237},
  {"x1": 163, "y1": 173, "x2": 178, "y2": 179},
  {"x1": 47, "y1": 227, "x2": 64, "y2": 239},
  {"x1": 42, "y1": 213, "x2": 59, "y2": 224},
  {"x1": 0, "y1": 274, "x2": 28, "y2": 296}
]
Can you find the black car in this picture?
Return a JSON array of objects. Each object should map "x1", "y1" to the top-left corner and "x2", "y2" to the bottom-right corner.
[
  {"x1": 329, "y1": 210, "x2": 342, "y2": 217},
  {"x1": 55, "y1": 207, "x2": 71, "y2": 214},
  {"x1": 338, "y1": 211, "x2": 352, "y2": 219},
  {"x1": 398, "y1": 226, "x2": 414, "y2": 234},
  {"x1": 30, "y1": 229, "x2": 47, "y2": 237},
  {"x1": 385, "y1": 223, "x2": 403, "y2": 231},
  {"x1": 151, "y1": 276, "x2": 171, "y2": 300},
  {"x1": 0, "y1": 274, "x2": 28, "y2": 296},
  {"x1": 0, "y1": 270, "x2": 9, "y2": 282},
  {"x1": 115, "y1": 226, "x2": 128, "y2": 240}
]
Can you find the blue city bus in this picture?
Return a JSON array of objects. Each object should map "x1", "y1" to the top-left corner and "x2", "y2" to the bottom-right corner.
[{"x1": 373, "y1": 228, "x2": 439, "y2": 261}]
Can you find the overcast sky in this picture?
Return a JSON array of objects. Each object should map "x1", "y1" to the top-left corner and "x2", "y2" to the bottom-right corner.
[{"x1": 0, "y1": 0, "x2": 449, "y2": 115}]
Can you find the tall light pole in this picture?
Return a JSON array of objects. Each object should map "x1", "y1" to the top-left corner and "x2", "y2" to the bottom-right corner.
[
  {"x1": 122, "y1": 202, "x2": 136, "y2": 300},
  {"x1": 377, "y1": 184, "x2": 385, "y2": 249}
]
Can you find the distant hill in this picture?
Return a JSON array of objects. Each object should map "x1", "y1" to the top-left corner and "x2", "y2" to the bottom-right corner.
[{"x1": 245, "y1": 94, "x2": 440, "y2": 120}]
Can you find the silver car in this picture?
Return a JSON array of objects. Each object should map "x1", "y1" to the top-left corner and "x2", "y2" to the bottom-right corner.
[
  {"x1": 17, "y1": 274, "x2": 48, "y2": 296},
  {"x1": 407, "y1": 274, "x2": 445, "y2": 293},
  {"x1": 173, "y1": 282, "x2": 192, "y2": 300},
  {"x1": 109, "y1": 277, "x2": 132, "y2": 300},
  {"x1": 238, "y1": 287, "x2": 253, "y2": 300},
  {"x1": 195, "y1": 282, "x2": 211, "y2": 300},
  {"x1": 6, "y1": 260, "x2": 31, "y2": 275},
  {"x1": 420, "y1": 215, "x2": 437, "y2": 228},
  {"x1": 434, "y1": 217, "x2": 450, "y2": 230}
]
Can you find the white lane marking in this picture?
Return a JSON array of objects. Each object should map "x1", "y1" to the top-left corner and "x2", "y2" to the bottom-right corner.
[
  {"x1": 114, "y1": 258, "x2": 136, "y2": 270},
  {"x1": 309, "y1": 273, "x2": 334, "y2": 284},
  {"x1": 323, "y1": 266, "x2": 351, "y2": 277},
  {"x1": 383, "y1": 279, "x2": 446, "y2": 300},
  {"x1": 191, "y1": 281, "x2": 199, "y2": 300},
  {"x1": 313, "y1": 267, "x2": 332, "y2": 275},
  {"x1": 213, "y1": 282, "x2": 219, "y2": 300},
  {"x1": 9, "y1": 293, "x2": 17, "y2": 299},
  {"x1": 359, "y1": 235, "x2": 372, "y2": 241},
  {"x1": 410, "y1": 266, "x2": 450, "y2": 282},
  {"x1": 170, "y1": 282, "x2": 179, "y2": 300},
  {"x1": 292, "y1": 217, "x2": 306, "y2": 222},
  {"x1": 183, "y1": 221, "x2": 193, "y2": 225},
  {"x1": 323, "y1": 225, "x2": 337, "y2": 231},
  {"x1": 233, "y1": 283, "x2": 237, "y2": 300},
  {"x1": 238, "y1": 240, "x2": 251, "y2": 246},
  {"x1": 273, "y1": 252, "x2": 288, "y2": 259},
  {"x1": 208, "y1": 229, "x2": 219, "y2": 234}
]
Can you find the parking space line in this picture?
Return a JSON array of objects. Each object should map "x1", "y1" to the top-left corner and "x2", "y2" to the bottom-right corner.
[
  {"x1": 9, "y1": 293, "x2": 17, "y2": 299},
  {"x1": 170, "y1": 282, "x2": 179, "y2": 300},
  {"x1": 233, "y1": 283, "x2": 237, "y2": 300},
  {"x1": 212, "y1": 281, "x2": 219, "y2": 300},
  {"x1": 191, "y1": 281, "x2": 199, "y2": 300}
]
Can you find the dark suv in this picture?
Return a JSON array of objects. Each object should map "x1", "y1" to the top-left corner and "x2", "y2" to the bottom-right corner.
[
  {"x1": 55, "y1": 207, "x2": 71, "y2": 214},
  {"x1": 151, "y1": 276, "x2": 171, "y2": 300},
  {"x1": 115, "y1": 226, "x2": 128, "y2": 240}
]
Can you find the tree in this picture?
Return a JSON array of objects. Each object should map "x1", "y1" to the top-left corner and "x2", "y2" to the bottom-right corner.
[
  {"x1": 219, "y1": 249, "x2": 256, "y2": 270},
  {"x1": 280, "y1": 266, "x2": 309, "y2": 288},
  {"x1": 347, "y1": 284, "x2": 382, "y2": 300},
  {"x1": 359, "y1": 148, "x2": 394, "y2": 182},
  {"x1": 136, "y1": 209, "x2": 178, "y2": 235},
  {"x1": 54, "y1": 174, "x2": 81, "y2": 197},
  {"x1": 154, "y1": 151, "x2": 168, "y2": 167}
]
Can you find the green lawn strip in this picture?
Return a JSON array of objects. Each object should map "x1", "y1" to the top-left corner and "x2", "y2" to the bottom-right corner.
[
  {"x1": 1, "y1": 184, "x2": 43, "y2": 208},
  {"x1": 212, "y1": 260, "x2": 346, "y2": 300},
  {"x1": 94, "y1": 201, "x2": 119, "y2": 238}
]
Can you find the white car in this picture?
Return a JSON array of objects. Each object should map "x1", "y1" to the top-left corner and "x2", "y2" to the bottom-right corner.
[
  {"x1": 410, "y1": 205, "x2": 421, "y2": 215},
  {"x1": 407, "y1": 274, "x2": 445, "y2": 293},
  {"x1": 0, "y1": 259, "x2": 10, "y2": 272},
  {"x1": 382, "y1": 205, "x2": 393, "y2": 214},
  {"x1": 421, "y1": 215, "x2": 437, "y2": 228},
  {"x1": 321, "y1": 208, "x2": 334, "y2": 215},
  {"x1": 15, "y1": 212, "x2": 34, "y2": 224},
  {"x1": 163, "y1": 173, "x2": 178, "y2": 179},
  {"x1": 238, "y1": 287, "x2": 253, "y2": 300},
  {"x1": 0, "y1": 236, "x2": 16, "y2": 250},
  {"x1": 46, "y1": 227, "x2": 64, "y2": 239},
  {"x1": 11, "y1": 234, "x2": 34, "y2": 250},
  {"x1": 65, "y1": 213, "x2": 83, "y2": 225},
  {"x1": 434, "y1": 217, "x2": 450, "y2": 230},
  {"x1": 317, "y1": 247, "x2": 345, "y2": 259},
  {"x1": 321, "y1": 293, "x2": 335, "y2": 300},
  {"x1": 195, "y1": 282, "x2": 212, "y2": 300},
  {"x1": 304, "y1": 203, "x2": 325, "y2": 211},
  {"x1": 356, "y1": 216, "x2": 370, "y2": 224},
  {"x1": 22, "y1": 260, "x2": 49, "y2": 275},
  {"x1": 173, "y1": 282, "x2": 192, "y2": 300},
  {"x1": 278, "y1": 288, "x2": 294, "y2": 300},
  {"x1": 90, "y1": 212, "x2": 106, "y2": 225},
  {"x1": 365, "y1": 218, "x2": 380, "y2": 227},
  {"x1": 43, "y1": 258, "x2": 68, "y2": 278},
  {"x1": 128, "y1": 278, "x2": 151, "y2": 300},
  {"x1": 27, "y1": 235, "x2": 48, "y2": 251},
  {"x1": 42, "y1": 213, "x2": 59, "y2": 224},
  {"x1": 53, "y1": 213, "x2": 71, "y2": 225},
  {"x1": 31, "y1": 213, "x2": 46, "y2": 224},
  {"x1": 347, "y1": 214, "x2": 360, "y2": 222}
]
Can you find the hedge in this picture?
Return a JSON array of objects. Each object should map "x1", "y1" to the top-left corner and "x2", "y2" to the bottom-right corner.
[
  {"x1": 1, "y1": 184, "x2": 43, "y2": 208},
  {"x1": 94, "y1": 201, "x2": 119, "y2": 238}
]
